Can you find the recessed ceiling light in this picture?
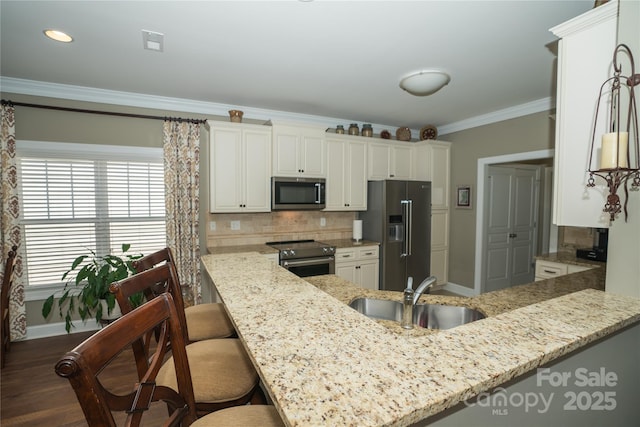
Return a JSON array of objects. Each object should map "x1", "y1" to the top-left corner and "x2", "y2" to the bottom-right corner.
[{"x1": 43, "y1": 29, "x2": 73, "y2": 43}]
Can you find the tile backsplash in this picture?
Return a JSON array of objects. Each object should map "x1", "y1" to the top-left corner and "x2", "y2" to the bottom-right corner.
[
  {"x1": 207, "y1": 211, "x2": 357, "y2": 247},
  {"x1": 557, "y1": 226, "x2": 595, "y2": 254}
]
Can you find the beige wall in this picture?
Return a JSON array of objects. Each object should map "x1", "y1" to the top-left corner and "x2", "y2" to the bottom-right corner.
[
  {"x1": 440, "y1": 111, "x2": 555, "y2": 288},
  {"x1": 5, "y1": 92, "x2": 219, "y2": 328}
]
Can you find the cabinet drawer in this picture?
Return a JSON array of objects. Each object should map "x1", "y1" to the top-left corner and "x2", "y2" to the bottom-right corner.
[
  {"x1": 357, "y1": 246, "x2": 378, "y2": 260},
  {"x1": 335, "y1": 249, "x2": 356, "y2": 263},
  {"x1": 535, "y1": 261, "x2": 568, "y2": 279}
]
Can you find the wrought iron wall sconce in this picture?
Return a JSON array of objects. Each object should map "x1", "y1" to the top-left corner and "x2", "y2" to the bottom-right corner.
[{"x1": 587, "y1": 44, "x2": 640, "y2": 222}]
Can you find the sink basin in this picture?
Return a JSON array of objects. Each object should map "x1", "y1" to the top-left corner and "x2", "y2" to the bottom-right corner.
[{"x1": 348, "y1": 297, "x2": 485, "y2": 330}]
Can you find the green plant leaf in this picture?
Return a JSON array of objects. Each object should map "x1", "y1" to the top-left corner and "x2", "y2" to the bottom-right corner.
[
  {"x1": 43, "y1": 243, "x2": 143, "y2": 333},
  {"x1": 42, "y1": 295, "x2": 54, "y2": 318}
]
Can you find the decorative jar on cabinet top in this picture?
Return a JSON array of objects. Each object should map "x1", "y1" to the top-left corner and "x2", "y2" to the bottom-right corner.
[
  {"x1": 348, "y1": 123, "x2": 359, "y2": 136},
  {"x1": 362, "y1": 124, "x2": 373, "y2": 137},
  {"x1": 228, "y1": 110, "x2": 243, "y2": 123}
]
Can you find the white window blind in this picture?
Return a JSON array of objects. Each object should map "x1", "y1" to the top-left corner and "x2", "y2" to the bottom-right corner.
[{"x1": 17, "y1": 141, "x2": 166, "y2": 290}]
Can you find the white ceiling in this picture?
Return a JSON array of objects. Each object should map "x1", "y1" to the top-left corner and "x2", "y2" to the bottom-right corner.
[{"x1": 0, "y1": 1, "x2": 595, "y2": 135}]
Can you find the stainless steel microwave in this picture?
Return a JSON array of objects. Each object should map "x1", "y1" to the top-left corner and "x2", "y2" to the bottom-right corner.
[{"x1": 271, "y1": 177, "x2": 326, "y2": 210}]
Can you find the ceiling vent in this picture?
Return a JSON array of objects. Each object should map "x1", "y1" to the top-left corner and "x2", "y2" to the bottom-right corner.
[{"x1": 142, "y1": 30, "x2": 164, "y2": 52}]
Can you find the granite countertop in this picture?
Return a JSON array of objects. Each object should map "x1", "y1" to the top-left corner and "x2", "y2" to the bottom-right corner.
[
  {"x1": 201, "y1": 252, "x2": 640, "y2": 427},
  {"x1": 320, "y1": 238, "x2": 379, "y2": 249},
  {"x1": 207, "y1": 239, "x2": 379, "y2": 256},
  {"x1": 208, "y1": 244, "x2": 280, "y2": 255},
  {"x1": 535, "y1": 252, "x2": 606, "y2": 268}
]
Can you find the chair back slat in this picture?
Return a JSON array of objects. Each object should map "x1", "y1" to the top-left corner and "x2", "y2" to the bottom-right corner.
[
  {"x1": 1, "y1": 245, "x2": 18, "y2": 368},
  {"x1": 1, "y1": 245, "x2": 18, "y2": 316},
  {"x1": 55, "y1": 293, "x2": 198, "y2": 427}
]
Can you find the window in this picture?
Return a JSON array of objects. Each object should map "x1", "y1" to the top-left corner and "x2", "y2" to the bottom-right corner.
[{"x1": 17, "y1": 141, "x2": 166, "y2": 298}]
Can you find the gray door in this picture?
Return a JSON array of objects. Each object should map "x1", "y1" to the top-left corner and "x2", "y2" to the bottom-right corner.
[{"x1": 484, "y1": 166, "x2": 538, "y2": 293}]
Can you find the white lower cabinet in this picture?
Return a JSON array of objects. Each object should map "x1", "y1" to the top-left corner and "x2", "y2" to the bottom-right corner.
[
  {"x1": 335, "y1": 245, "x2": 379, "y2": 290},
  {"x1": 535, "y1": 260, "x2": 593, "y2": 281}
]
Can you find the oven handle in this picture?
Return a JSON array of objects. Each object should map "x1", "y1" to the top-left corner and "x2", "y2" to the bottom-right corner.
[{"x1": 282, "y1": 256, "x2": 335, "y2": 268}]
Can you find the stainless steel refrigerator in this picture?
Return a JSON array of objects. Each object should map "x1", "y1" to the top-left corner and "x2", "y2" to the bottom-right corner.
[{"x1": 359, "y1": 180, "x2": 431, "y2": 292}]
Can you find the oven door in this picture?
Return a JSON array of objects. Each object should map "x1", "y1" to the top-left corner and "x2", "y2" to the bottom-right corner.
[{"x1": 280, "y1": 256, "x2": 335, "y2": 277}]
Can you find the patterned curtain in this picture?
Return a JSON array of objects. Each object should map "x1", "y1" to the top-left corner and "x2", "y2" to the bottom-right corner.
[
  {"x1": 163, "y1": 120, "x2": 201, "y2": 305},
  {"x1": 1, "y1": 103, "x2": 25, "y2": 340}
]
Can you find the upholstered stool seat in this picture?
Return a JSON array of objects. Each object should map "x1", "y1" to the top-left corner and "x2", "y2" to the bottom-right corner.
[
  {"x1": 157, "y1": 338, "x2": 258, "y2": 403},
  {"x1": 192, "y1": 405, "x2": 283, "y2": 426},
  {"x1": 185, "y1": 303, "x2": 235, "y2": 340},
  {"x1": 132, "y1": 247, "x2": 236, "y2": 341}
]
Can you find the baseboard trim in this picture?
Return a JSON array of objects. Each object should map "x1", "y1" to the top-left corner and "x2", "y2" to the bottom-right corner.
[
  {"x1": 442, "y1": 282, "x2": 478, "y2": 297},
  {"x1": 26, "y1": 321, "x2": 100, "y2": 340}
]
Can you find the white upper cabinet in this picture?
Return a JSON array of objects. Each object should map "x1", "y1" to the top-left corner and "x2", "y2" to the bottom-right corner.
[
  {"x1": 209, "y1": 122, "x2": 272, "y2": 213},
  {"x1": 415, "y1": 141, "x2": 451, "y2": 210},
  {"x1": 550, "y1": 2, "x2": 617, "y2": 227},
  {"x1": 325, "y1": 136, "x2": 367, "y2": 211},
  {"x1": 272, "y1": 124, "x2": 326, "y2": 177},
  {"x1": 368, "y1": 141, "x2": 414, "y2": 180}
]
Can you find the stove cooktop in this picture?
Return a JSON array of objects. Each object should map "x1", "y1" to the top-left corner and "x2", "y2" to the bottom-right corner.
[{"x1": 266, "y1": 239, "x2": 336, "y2": 259}]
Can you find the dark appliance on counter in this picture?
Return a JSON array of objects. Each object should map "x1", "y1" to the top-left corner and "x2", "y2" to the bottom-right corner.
[
  {"x1": 576, "y1": 228, "x2": 608, "y2": 262},
  {"x1": 271, "y1": 177, "x2": 326, "y2": 210},
  {"x1": 358, "y1": 180, "x2": 431, "y2": 292},
  {"x1": 267, "y1": 239, "x2": 336, "y2": 277}
]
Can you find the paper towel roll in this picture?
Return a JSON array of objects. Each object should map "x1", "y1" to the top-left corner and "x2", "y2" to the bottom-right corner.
[{"x1": 353, "y1": 220, "x2": 363, "y2": 242}]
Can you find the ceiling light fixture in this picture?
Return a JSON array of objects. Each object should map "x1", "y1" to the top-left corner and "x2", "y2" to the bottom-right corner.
[
  {"x1": 399, "y1": 70, "x2": 450, "y2": 96},
  {"x1": 43, "y1": 29, "x2": 73, "y2": 43}
]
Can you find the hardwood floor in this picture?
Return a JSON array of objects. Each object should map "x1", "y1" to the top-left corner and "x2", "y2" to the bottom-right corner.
[{"x1": 1, "y1": 331, "x2": 167, "y2": 426}]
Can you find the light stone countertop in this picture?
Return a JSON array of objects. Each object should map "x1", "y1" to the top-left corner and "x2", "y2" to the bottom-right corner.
[{"x1": 201, "y1": 252, "x2": 640, "y2": 427}]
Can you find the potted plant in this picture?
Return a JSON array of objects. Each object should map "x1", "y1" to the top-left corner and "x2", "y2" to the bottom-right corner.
[{"x1": 42, "y1": 243, "x2": 143, "y2": 333}]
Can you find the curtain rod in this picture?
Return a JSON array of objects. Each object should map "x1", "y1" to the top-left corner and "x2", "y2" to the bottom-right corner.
[{"x1": 1, "y1": 99, "x2": 207, "y2": 125}]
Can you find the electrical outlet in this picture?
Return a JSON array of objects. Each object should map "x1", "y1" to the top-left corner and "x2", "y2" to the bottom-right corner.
[
  {"x1": 209, "y1": 221, "x2": 216, "y2": 231},
  {"x1": 230, "y1": 220, "x2": 240, "y2": 230},
  {"x1": 320, "y1": 217, "x2": 326, "y2": 227}
]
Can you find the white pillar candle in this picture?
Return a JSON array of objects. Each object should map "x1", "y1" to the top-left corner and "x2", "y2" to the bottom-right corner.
[
  {"x1": 600, "y1": 132, "x2": 629, "y2": 169},
  {"x1": 353, "y1": 220, "x2": 363, "y2": 242}
]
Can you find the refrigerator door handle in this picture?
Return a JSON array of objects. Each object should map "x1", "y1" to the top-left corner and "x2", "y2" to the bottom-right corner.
[{"x1": 401, "y1": 200, "x2": 412, "y2": 257}]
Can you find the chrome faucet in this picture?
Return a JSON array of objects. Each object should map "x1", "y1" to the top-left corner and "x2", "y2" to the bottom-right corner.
[{"x1": 412, "y1": 276, "x2": 437, "y2": 305}]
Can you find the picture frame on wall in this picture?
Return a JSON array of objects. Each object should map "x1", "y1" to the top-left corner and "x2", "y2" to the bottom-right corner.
[{"x1": 456, "y1": 185, "x2": 472, "y2": 209}]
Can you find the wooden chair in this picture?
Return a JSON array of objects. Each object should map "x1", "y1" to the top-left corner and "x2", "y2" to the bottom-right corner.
[
  {"x1": 133, "y1": 247, "x2": 235, "y2": 341},
  {"x1": 55, "y1": 293, "x2": 283, "y2": 426},
  {"x1": 109, "y1": 263, "x2": 266, "y2": 417},
  {"x1": 1, "y1": 245, "x2": 18, "y2": 369}
]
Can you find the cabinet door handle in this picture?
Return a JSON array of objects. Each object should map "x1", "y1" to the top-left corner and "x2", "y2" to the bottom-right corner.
[
  {"x1": 543, "y1": 269, "x2": 557, "y2": 274},
  {"x1": 508, "y1": 233, "x2": 517, "y2": 238}
]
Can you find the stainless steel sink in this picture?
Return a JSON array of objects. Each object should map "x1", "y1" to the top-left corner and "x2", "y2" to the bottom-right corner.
[{"x1": 348, "y1": 297, "x2": 485, "y2": 330}]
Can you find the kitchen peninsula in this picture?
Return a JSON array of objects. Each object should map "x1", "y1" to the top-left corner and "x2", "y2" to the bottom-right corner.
[{"x1": 201, "y1": 252, "x2": 640, "y2": 426}]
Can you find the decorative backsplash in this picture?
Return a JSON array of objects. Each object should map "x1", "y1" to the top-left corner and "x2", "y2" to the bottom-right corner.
[
  {"x1": 557, "y1": 226, "x2": 595, "y2": 253},
  {"x1": 207, "y1": 211, "x2": 357, "y2": 247}
]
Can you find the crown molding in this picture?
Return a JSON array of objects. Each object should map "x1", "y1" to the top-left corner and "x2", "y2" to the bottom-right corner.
[
  {"x1": 1, "y1": 76, "x2": 551, "y2": 136},
  {"x1": 438, "y1": 97, "x2": 554, "y2": 136},
  {"x1": 0, "y1": 76, "x2": 402, "y2": 132}
]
